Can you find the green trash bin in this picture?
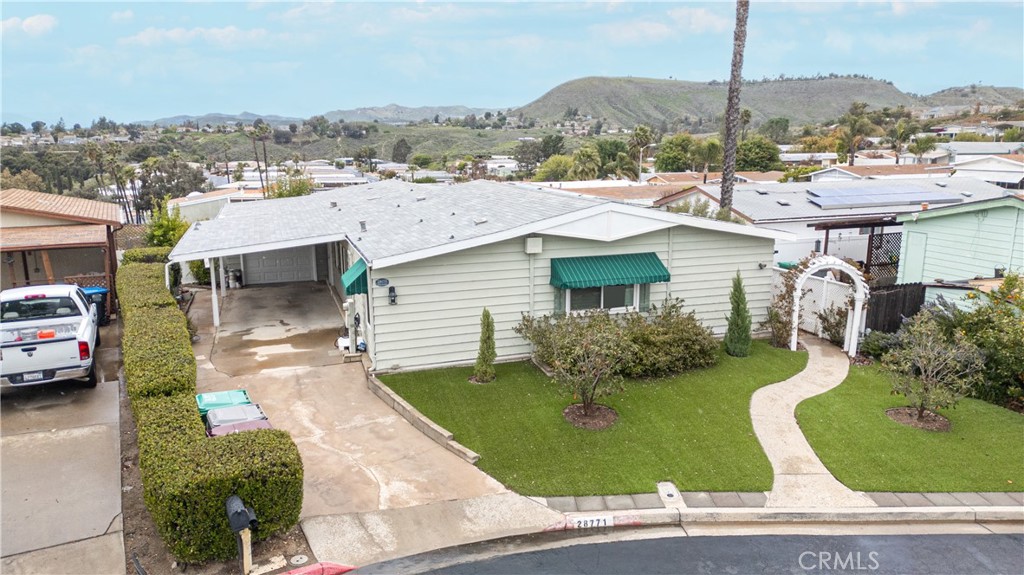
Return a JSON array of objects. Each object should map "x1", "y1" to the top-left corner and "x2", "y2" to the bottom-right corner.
[{"x1": 196, "y1": 389, "x2": 252, "y2": 417}]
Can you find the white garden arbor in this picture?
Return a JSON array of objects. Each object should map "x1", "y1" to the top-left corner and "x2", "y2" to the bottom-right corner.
[{"x1": 789, "y1": 255, "x2": 870, "y2": 358}]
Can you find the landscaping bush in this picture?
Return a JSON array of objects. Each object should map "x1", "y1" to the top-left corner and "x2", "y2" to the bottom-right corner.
[
  {"x1": 116, "y1": 263, "x2": 177, "y2": 316},
  {"x1": 189, "y1": 260, "x2": 211, "y2": 286},
  {"x1": 724, "y1": 271, "x2": 752, "y2": 357},
  {"x1": 619, "y1": 300, "x2": 719, "y2": 378},
  {"x1": 859, "y1": 330, "x2": 896, "y2": 359},
  {"x1": 814, "y1": 304, "x2": 847, "y2": 346},
  {"x1": 122, "y1": 247, "x2": 173, "y2": 264},
  {"x1": 473, "y1": 308, "x2": 496, "y2": 383},
  {"x1": 122, "y1": 306, "x2": 196, "y2": 398},
  {"x1": 118, "y1": 261, "x2": 303, "y2": 563}
]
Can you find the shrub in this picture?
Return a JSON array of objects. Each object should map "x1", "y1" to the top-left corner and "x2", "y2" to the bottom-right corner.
[
  {"x1": 619, "y1": 300, "x2": 719, "y2": 378},
  {"x1": 859, "y1": 330, "x2": 896, "y2": 359},
  {"x1": 724, "y1": 271, "x2": 752, "y2": 357},
  {"x1": 815, "y1": 304, "x2": 847, "y2": 347},
  {"x1": 189, "y1": 260, "x2": 211, "y2": 286},
  {"x1": 473, "y1": 308, "x2": 496, "y2": 383},
  {"x1": 883, "y1": 309, "x2": 984, "y2": 420},
  {"x1": 119, "y1": 260, "x2": 303, "y2": 562},
  {"x1": 122, "y1": 247, "x2": 173, "y2": 264},
  {"x1": 516, "y1": 309, "x2": 629, "y2": 415}
]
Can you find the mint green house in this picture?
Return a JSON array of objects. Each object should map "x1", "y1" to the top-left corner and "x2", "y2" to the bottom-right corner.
[{"x1": 896, "y1": 195, "x2": 1024, "y2": 305}]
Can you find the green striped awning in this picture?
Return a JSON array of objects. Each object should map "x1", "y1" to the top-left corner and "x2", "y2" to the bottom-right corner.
[
  {"x1": 341, "y1": 258, "x2": 368, "y2": 295},
  {"x1": 550, "y1": 253, "x2": 670, "y2": 289}
]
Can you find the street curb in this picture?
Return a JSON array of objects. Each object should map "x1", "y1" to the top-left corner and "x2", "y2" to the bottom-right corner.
[
  {"x1": 366, "y1": 375, "x2": 481, "y2": 464},
  {"x1": 550, "y1": 506, "x2": 1024, "y2": 531}
]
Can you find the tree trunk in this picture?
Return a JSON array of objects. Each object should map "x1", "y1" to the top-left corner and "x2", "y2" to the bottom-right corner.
[
  {"x1": 917, "y1": 405, "x2": 926, "y2": 420},
  {"x1": 251, "y1": 138, "x2": 265, "y2": 192},
  {"x1": 720, "y1": 0, "x2": 749, "y2": 214}
]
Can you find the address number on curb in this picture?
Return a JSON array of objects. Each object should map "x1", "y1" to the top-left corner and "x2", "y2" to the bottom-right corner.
[{"x1": 574, "y1": 516, "x2": 614, "y2": 529}]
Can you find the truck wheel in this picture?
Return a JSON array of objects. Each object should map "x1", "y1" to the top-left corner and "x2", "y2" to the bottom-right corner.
[{"x1": 83, "y1": 364, "x2": 98, "y2": 388}]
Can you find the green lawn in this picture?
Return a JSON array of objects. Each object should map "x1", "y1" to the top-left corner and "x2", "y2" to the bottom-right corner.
[
  {"x1": 380, "y1": 341, "x2": 806, "y2": 496},
  {"x1": 797, "y1": 364, "x2": 1024, "y2": 492}
]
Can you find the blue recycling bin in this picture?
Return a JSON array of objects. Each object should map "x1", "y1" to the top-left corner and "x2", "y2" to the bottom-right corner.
[{"x1": 82, "y1": 286, "x2": 110, "y2": 326}]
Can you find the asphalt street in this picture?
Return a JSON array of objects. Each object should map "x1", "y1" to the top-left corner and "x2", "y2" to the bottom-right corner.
[{"x1": 360, "y1": 533, "x2": 1024, "y2": 575}]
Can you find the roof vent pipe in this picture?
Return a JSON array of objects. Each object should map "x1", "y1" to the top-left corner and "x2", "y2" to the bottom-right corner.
[
  {"x1": 329, "y1": 201, "x2": 337, "y2": 208},
  {"x1": 359, "y1": 221, "x2": 367, "y2": 232}
]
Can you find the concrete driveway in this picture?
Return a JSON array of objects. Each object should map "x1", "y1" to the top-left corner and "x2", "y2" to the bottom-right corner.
[
  {"x1": 1, "y1": 323, "x2": 125, "y2": 575},
  {"x1": 191, "y1": 283, "x2": 505, "y2": 519}
]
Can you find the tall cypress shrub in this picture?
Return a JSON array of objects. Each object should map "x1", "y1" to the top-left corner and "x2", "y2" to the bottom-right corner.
[
  {"x1": 725, "y1": 271, "x2": 752, "y2": 357},
  {"x1": 473, "y1": 308, "x2": 496, "y2": 382}
]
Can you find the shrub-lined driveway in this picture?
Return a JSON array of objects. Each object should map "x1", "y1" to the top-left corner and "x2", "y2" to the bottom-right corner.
[{"x1": 190, "y1": 283, "x2": 505, "y2": 518}]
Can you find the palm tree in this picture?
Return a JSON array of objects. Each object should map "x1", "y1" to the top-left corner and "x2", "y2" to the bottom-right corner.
[
  {"x1": 692, "y1": 138, "x2": 723, "y2": 184},
  {"x1": 888, "y1": 119, "x2": 916, "y2": 165},
  {"x1": 907, "y1": 136, "x2": 938, "y2": 164},
  {"x1": 628, "y1": 124, "x2": 654, "y2": 179},
  {"x1": 569, "y1": 145, "x2": 601, "y2": 180},
  {"x1": 839, "y1": 112, "x2": 874, "y2": 166},
  {"x1": 720, "y1": 0, "x2": 750, "y2": 214},
  {"x1": 739, "y1": 108, "x2": 752, "y2": 141}
]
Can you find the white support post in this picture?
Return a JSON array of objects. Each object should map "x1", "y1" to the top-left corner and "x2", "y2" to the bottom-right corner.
[
  {"x1": 850, "y1": 295, "x2": 865, "y2": 358},
  {"x1": 219, "y1": 257, "x2": 226, "y2": 298},
  {"x1": 209, "y1": 260, "x2": 220, "y2": 328},
  {"x1": 789, "y1": 286, "x2": 802, "y2": 352},
  {"x1": 239, "y1": 254, "x2": 246, "y2": 285},
  {"x1": 843, "y1": 307, "x2": 854, "y2": 352}
]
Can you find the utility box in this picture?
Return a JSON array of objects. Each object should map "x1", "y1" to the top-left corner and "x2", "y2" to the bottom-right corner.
[
  {"x1": 205, "y1": 403, "x2": 267, "y2": 430},
  {"x1": 196, "y1": 389, "x2": 252, "y2": 416},
  {"x1": 525, "y1": 237, "x2": 543, "y2": 254}
]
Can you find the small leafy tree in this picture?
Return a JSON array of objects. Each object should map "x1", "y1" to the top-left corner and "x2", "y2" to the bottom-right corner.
[
  {"x1": 515, "y1": 310, "x2": 630, "y2": 416},
  {"x1": 724, "y1": 271, "x2": 752, "y2": 357},
  {"x1": 473, "y1": 308, "x2": 496, "y2": 383},
  {"x1": 145, "y1": 197, "x2": 189, "y2": 247},
  {"x1": 882, "y1": 310, "x2": 984, "y2": 420}
]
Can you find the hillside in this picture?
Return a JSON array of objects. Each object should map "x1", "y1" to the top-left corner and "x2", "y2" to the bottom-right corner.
[
  {"x1": 142, "y1": 111, "x2": 304, "y2": 127},
  {"x1": 922, "y1": 85, "x2": 1024, "y2": 107},
  {"x1": 514, "y1": 76, "x2": 922, "y2": 128},
  {"x1": 322, "y1": 104, "x2": 495, "y2": 123}
]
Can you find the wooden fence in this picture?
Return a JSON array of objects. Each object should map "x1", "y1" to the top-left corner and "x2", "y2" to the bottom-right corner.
[{"x1": 865, "y1": 283, "x2": 925, "y2": 333}]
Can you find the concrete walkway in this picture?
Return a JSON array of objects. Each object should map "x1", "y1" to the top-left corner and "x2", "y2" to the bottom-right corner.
[{"x1": 750, "y1": 336, "x2": 876, "y2": 508}]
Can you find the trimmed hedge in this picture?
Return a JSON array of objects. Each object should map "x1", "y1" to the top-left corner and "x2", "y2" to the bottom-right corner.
[
  {"x1": 122, "y1": 247, "x2": 173, "y2": 264},
  {"x1": 117, "y1": 264, "x2": 177, "y2": 316},
  {"x1": 118, "y1": 262, "x2": 304, "y2": 563}
]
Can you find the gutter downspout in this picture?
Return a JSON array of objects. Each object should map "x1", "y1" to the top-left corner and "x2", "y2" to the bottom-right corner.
[{"x1": 164, "y1": 262, "x2": 172, "y2": 290}]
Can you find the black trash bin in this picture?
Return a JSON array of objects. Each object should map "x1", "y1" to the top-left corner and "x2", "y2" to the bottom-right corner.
[{"x1": 82, "y1": 286, "x2": 110, "y2": 326}]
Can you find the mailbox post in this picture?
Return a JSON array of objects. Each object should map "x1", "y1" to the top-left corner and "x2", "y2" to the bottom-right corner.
[{"x1": 226, "y1": 495, "x2": 257, "y2": 574}]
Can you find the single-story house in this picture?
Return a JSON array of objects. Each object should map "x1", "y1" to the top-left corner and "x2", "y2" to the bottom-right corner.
[
  {"x1": 521, "y1": 182, "x2": 696, "y2": 208},
  {"x1": 950, "y1": 155, "x2": 1024, "y2": 190},
  {"x1": 936, "y1": 141, "x2": 1024, "y2": 163},
  {"x1": 646, "y1": 171, "x2": 785, "y2": 185},
  {"x1": 808, "y1": 164, "x2": 953, "y2": 182},
  {"x1": 779, "y1": 152, "x2": 838, "y2": 167},
  {"x1": 0, "y1": 188, "x2": 122, "y2": 296},
  {"x1": 652, "y1": 178, "x2": 1012, "y2": 278},
  {"x1": 169, "y1": 180, "x2": 790, "y2": 372},
  {"x1": 895, "y1": 195, "x2": 1023, "y2": 307},
  {"x1": 168, "y1": 188, "x2": 265, "y2": 222}
]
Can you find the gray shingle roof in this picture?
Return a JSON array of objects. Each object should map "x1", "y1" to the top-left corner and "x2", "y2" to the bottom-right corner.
[
  {"x1": 694, "y1": 178, "x2": 1011, "y2": 223},
  {"x1": 170, "y1": 180, "x2": 603, "y2": 263}
]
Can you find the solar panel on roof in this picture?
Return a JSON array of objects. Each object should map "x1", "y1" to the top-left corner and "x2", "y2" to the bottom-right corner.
[{"x1": 809, "y1": 192, "x2": 961, "y2": 210}]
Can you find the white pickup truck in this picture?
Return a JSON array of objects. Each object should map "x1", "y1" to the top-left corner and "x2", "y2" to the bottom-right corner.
[{"x1": 1, "y1": 284, "x2": 101, "y2": 388}]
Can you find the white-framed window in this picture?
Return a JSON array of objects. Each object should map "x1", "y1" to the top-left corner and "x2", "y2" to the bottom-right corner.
[{"x1": 556, "y1": 284, "x2": 651, "y2": 314}]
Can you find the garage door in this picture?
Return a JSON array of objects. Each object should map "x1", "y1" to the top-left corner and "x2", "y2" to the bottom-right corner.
[{"x1": 243, "y1": 246, "x2": 315, "y2": 285}]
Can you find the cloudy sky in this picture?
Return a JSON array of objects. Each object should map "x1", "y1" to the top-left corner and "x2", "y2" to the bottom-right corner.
[{"x1": 2, "y1": 1, "x2": 1022, "y2": 125}]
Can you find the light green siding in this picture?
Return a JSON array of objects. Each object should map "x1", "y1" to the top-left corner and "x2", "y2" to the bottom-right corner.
[
  {"x1": 370, "y1": 227, "x2": 776, "y2": 371},
  {"x1": 897, "y1": 205, "x2": 1024, "y2": 284},
  {"x1": 924, "y1": 286, "x2": 981, "y2": 311}
]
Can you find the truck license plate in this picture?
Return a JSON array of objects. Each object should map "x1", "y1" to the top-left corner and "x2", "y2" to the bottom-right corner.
[{"x1": 23, "y1": 371, "x2": 43, "y2": 381}]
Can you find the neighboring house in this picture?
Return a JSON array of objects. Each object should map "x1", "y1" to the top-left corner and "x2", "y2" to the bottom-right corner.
[
  {"x1": 168, "y1": 188, "x2": 265, "y2": 222},
  {"x1": 809, "y1": 164, "x2": 953, "y2": 182},
  {"x1": 950, "y1": 155, "x2": 1024, "y2": 190},
  {"x1": 646, "y1": 171, "x2": 785, "y2": 185},
  {"x1": 653, "y1": 178, "x2": 1012, "y2": 277},
  {"x1": 899, "y1": 148, "x2": 951, "y2": 165},
  {"x1": 779, "y1": 152, "x2": 839, "y2": 167},
  {"x1": 169, "y1": 180, "x2": 789, "y2": 372},
  {"x1": 937, "y1": 141, "x2": 1024, "y2": 163},
  {"x1": 895, "y1": 195, "x2": 1024, "y2": 306},
  {"x1": 520, "y1": 182, "x2": 696, "y2": 208},
  {"x1": 0, "y1": 189, "x2": 122, "y2": 294},
  {"x1": 484, "y1": 157, "x2": 520, "y2": 178}
]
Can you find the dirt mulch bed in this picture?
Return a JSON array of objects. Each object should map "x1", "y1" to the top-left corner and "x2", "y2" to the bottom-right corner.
[
  {"x1": 886, "y1": 407, "x2": 951, "y2": 432},
  {"x1": 563, "y1": 403, "x2": 618, "y2": 430},
  {"x1": 850, "y1": 355, "x2": 874, "y2": 366}
]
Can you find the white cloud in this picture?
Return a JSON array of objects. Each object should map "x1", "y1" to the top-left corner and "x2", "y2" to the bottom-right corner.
[
  {"x1": 111, "y1": 10, "x2": 133, "y2": 22},
  {"x1": 824, "y1": 29, "x2": 854, "y2": 53},
  {"x1": 119, "y1": 26, "x2": 270, "y2": 49},
  {"x1": 667, "y1": 7, "x2": 730, "y2": 33},
  {"x1": 2, "y1": 14, "x2": 58, "y2": 37},
  {"x1": 590, "y1": 21, "x2": 675, "y2": 44}
]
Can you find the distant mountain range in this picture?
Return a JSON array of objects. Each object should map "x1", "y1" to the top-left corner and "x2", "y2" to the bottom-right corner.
[{"x1": 9, "y1": 76, "x2": 1018, "y2": 130}]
